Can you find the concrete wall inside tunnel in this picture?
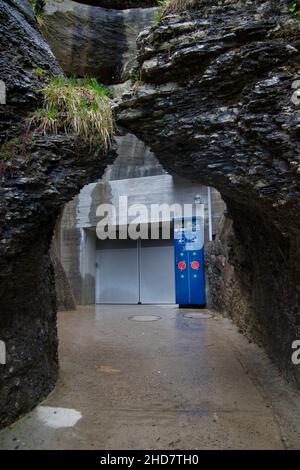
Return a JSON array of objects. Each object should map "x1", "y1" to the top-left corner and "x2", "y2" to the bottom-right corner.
[{"x1": 58, "y1": 134, "x2": 225, "y2": 305}]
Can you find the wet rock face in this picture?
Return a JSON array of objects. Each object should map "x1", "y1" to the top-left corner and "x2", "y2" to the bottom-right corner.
[
  {"x1": 0, "y1": 137, "x2": 113, "y2": 429},
  {"x1": 117, "y1": 1, "x2": 300, "y2": 384},
  {"x1": 41, "y1": 0, "x2": 157, "y2": 83},
  {"x1": 0, "y1": 1, "x2": 113, "y2": 428},
  {"x1": 0, "y1": 0, "x2": 61, "y2": 141}
]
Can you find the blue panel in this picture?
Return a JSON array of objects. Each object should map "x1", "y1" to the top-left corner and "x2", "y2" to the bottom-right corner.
[
  {"x1": 189, "y1": 247, "x2": 205, "y2": 304},
  {"x1": 174, "y1": 238, "x2": 189, "y2": 304},
  {"x1": 173, "y1": 215, "x2": 205, "y2": 305}
]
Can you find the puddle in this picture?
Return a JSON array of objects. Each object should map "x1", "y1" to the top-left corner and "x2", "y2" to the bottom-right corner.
[
  {"x1": 36, "y1": 406, "x2": 82, "y2": 429},
  {"x1": 183, "y1": 312, "x2": 213, "y2": 319},
  {"x1": 96, "y1": 365, "x2": 120, "y2": 374},
  {"x1": 128, "y1": 315, "x2": 162, "y2": 322}
]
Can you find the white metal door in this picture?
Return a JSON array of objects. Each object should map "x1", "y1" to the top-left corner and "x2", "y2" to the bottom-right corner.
[
  {"x1": 140, "y1": 239, "x2": 175, "y2": 304},
  {"x1": 96, "y1": 238, "x2": 175, "y2": 304},
  {"x1": 96, "y1": 239, "x2": 139, "y2": 304}
]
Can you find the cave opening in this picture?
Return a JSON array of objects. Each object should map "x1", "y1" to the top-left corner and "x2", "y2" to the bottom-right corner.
[{"x1": 54, "y1": 132, "x2": 226, "y2": 309}]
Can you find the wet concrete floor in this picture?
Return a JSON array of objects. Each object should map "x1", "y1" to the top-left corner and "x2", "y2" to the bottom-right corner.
[{"x1": 0, "y1": 305, "x2": 300, "y2": 450}]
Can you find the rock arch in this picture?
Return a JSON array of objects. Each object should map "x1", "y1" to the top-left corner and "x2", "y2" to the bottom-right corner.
[
  {"x1": 116, "y1": 0, "x2": 300, "y2": 384},
  {"x1": 0, "y1": 0, "x2": 299, "y2": 430}
]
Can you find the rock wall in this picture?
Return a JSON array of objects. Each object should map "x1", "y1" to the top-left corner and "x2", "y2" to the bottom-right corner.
[
  {"x1": 116, "y1": 0, "x2": 300, "y2": 384},
  {"x1": 73, "y1": 0, "x2": 158, "y2": 8},
  {"x1": 41, "y1": 0, "x2": 157, "y2": 83},
  {"x1": 0, "y1": 0, "x2": 114, "y2": 428}
]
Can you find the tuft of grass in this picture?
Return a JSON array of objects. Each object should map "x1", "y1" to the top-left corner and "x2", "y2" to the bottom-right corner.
[
  {"x1": 82, "y1": 77, "x2": 113, "y2": 98},
  {"x1": 153, "y1": 0, "x2": 197, "y2": 24},
  {"x1": 31, "y1": 107, "x2": 59, "y2": 135},
  {"x1": 29, "y1": 76, "x2": 114, "y2": 152}
]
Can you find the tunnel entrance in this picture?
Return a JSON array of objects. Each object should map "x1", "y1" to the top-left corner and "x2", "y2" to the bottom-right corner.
[{"x1": 55, "y1": 133, "x2": 225, "y2": 308}]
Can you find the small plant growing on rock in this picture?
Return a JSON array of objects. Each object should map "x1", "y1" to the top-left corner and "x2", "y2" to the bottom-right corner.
[
  {"x1": 0, "y1": 133, "x2": 36, "y2": 176},
  {"x1": 153, "y1": 0, "x2": 197, "y2": 23},
  {"x1": 289, "y1": 1, "x2": 300, "y2": 19},
  {"x1": 29, "y1": 76, "x2": 114, "y2": 152},
  {"x1": 0, "y1": 138, "x2": 21, "y2": 161},
  {"x1": 131, "y1": 69, "x2": 144, "y2": 88},
  {"x1": 31, "y1": 106, "x2": 59, "y2": 135},
  {"x1": 30, "y1": 0, "x2": 46, "y2": 25},
  {"x1": 33, "y1": 66, "x2": 48, "y2": 78},
  {"x1": 159, "y1": 0, "x2": 197, "y2": 15}
]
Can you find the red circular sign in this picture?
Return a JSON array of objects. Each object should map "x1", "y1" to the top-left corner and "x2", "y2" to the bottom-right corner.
[
  {"x1": 191, "y1": 261, "x2": 200, "y2": 270},
  {"x1": 178, "y1": 261, "x2": 186, "y2": 271}
]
